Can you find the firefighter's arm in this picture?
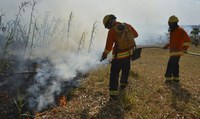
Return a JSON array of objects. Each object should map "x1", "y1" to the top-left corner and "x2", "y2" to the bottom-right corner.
[
  {"x1": 182, "y1": 30, "x2": 191, "y2": 52},
  {"x1": 101, "y1": 31, "x2": 114, "y2": 61},
  {"x1": 129, "y1": 25, "x2": 138, "y2": 38}
]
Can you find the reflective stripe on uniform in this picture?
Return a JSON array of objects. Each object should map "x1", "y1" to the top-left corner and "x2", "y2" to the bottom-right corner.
[
  {"x1": 165, "y1": 77, "x2": 173, "y2": 81},
  {"x1": 112, "y1": 49, "x2": 133, "y2": 59},
  {"x1": 109, "y1": 91, "x2": 118, "y2": 95},
  {"x1": 104, "y1": 50, "x2": 110, "y2": 54},
  {"x1": 173, "y1": 77, "x2": 179, "y2": 80},
  {"x1": 170, "y1": 51, "x2": 183, "y2": 56}
]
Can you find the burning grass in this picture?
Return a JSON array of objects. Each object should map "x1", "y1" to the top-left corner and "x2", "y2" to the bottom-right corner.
[{"x1": 33, "y1": 45, "x2": 200, "y2": 119}]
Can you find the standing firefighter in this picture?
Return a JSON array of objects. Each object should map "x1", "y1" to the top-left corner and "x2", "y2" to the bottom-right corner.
[
  {"x1": 163, "y1": 15, "x2": 191, "y2": 82},
  {"x1": 101, "y1": 14, "x2": 138, "y2": 101}
]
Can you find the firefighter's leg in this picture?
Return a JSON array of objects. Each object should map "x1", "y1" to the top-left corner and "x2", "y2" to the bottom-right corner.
[
  {"x1": 109, "y1": 60, "x2": 121, "y2": 100},
  {"x1": 172, "y1": 56, "x2": 180, "y2": 82},
  {"x1": 165, "y1": 57, "x2": 173, "y2": 82},
  {"x1": 120, "y1": 58, "x2": 130, "y2": 91}
]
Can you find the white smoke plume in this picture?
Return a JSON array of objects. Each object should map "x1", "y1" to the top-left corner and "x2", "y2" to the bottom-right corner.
[
  {"x1": 27, "y1": 46, "x2": 103, "y2": 111},
  {"x1": 25, "y1": 20, "x2": 104, "y2": 111}
]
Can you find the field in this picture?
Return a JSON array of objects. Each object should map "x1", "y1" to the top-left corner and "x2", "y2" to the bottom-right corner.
[{"x1": 34, "y1": 45, "x2": 200, "y2": 119}]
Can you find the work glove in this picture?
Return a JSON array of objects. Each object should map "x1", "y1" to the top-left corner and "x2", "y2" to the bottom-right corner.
[{"x1": 100, "y1": 52, "x2": 107, "y2": 61}]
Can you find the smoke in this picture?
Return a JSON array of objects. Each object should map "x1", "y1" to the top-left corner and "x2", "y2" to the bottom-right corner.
[
  {"x1": 25, "y1": 22, "x2": 104, "y2": 111},
  {"x1": 27, "y1": 46, "x2": 103, "y2": 111},
  {"x1": 32, "y1": 0, "x2": 199, "y2": 45},
  {"x1": 20, "y1": 14, "x2": 105, "y2": 110}
]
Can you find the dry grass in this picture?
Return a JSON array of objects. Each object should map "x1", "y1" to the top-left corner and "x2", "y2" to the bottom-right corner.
[{"x1": 35, "y1": 45, "x2": 200, "y2": 119}]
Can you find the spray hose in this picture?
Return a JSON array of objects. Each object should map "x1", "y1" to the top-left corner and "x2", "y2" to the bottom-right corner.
[
  {"x1": 185, "y1": 51, "x2": 200, "y2": 56},
  {"x1": 100, "y1": 45, "x2": 200, "y2": 62},
  {"x1": 136, "y1": 45, "x2": 200, "y2": 57}
]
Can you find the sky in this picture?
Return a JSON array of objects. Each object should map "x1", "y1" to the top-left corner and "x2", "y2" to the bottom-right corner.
[
  {"x1": 0, "y1": 0, "x2": 200, "y2": 25},
  {"x1": 0, "y1": 0, "x2": 200, "y2": 45}
]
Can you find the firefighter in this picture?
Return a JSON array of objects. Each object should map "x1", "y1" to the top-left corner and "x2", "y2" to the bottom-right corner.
[
  {"x1": 163, "y1": 15, "x2": 191, "y2": 83},
  {"x1": 101, "y1": 14, "x2": 138, "y2": 101}
]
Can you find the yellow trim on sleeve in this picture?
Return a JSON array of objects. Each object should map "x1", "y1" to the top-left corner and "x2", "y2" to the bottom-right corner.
[{"x1": 104, "y1": 50, "x2": 110, "y2": 54}]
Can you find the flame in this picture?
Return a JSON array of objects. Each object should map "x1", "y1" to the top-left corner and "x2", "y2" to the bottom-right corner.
[
  {"x1": 59, "y1": 95, "x2": 67, "y2": 107},
  {"x1": 35, "y1": 112, "x2": 40, "y2": 117}
]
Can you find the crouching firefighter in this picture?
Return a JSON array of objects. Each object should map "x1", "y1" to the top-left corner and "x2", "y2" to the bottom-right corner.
[{"x1": 101, "y1": 14, "x2": 138, "y2": 101}]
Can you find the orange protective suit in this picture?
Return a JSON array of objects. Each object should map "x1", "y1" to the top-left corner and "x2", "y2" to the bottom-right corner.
[{"x1": 164, "y1": 27, "x2": 191, "y2": 56}]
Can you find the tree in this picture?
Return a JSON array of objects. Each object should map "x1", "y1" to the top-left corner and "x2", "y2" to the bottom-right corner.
[{"x1": 190, "y1": 27, "x2": 200, "y2": 47}]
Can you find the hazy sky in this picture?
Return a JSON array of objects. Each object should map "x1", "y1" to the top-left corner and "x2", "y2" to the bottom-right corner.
[
  {"x1": 0, "y1": 0, "x2": 200, "y2": 25},
  {"x1": 0, "y1": 0, "x2": 200, "y2": 44}
]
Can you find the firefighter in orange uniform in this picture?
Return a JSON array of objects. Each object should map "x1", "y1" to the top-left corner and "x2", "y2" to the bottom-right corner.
[
  {"x1": 163, "y1": 15, "x2": 191, "y2": 82},
  {"x1": 101, "y1": 14, "x2": 138, "y2": 101}
]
